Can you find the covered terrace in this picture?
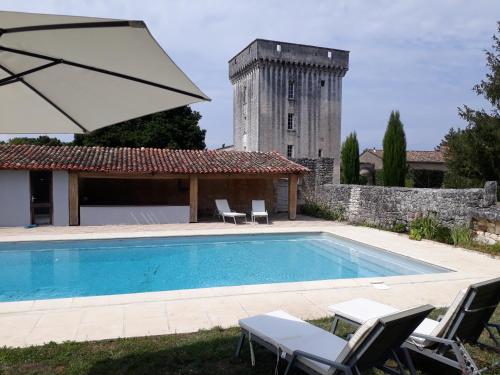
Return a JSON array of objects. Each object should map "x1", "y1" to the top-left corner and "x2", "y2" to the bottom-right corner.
[{"x1": 0, "y1": 144, "x2": 308, "y2": 226}]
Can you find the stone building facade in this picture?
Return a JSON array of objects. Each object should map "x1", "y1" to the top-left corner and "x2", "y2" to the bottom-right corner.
[{"x1": 229, "y1": 39, "x2": 349, "y2": 183}]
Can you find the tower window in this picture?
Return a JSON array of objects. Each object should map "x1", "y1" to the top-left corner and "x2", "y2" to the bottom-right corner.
[
  {"x1": 287, "y1": 145, "x2": 294, "y2": 158},
  {"x1": 287, "y1": 113, "x2": 294, "y2": 130},
  {"x1": 320, "y1": 80, "x2": 325, "y2": 87},
  {"x1": 276, "y1": 44, "x2": 281, "y2": 52},
  {"x1": 318, "y1": 149, "x2": 322, "y2": 158},
  {"x1": 288, "y1": 81, "x2": 295, "y2": 99},
  {"x1": 243, "y1": 86, "x2": 247, "y2": 104},
  {"x1": 327, "y1": 51, "x2": 332, "y2": 59}
]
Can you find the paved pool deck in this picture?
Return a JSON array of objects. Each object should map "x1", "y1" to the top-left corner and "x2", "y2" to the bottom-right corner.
[{"x1": 0, "y1": 216, "x2": 498, "y2": 348}]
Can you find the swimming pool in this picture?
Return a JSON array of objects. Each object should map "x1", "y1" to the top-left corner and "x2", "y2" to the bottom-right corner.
[{"x1": 0, "y1": 232, "x2": 448, "y2": 302}]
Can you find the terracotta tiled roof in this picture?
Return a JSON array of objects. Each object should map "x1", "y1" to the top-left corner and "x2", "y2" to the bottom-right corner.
[
  {"x1": 0, "y1": 145, "x2": 308, "y2": 175},
  {"x1": 365, "y1": 149, "x2": 444, "y2": 163}
]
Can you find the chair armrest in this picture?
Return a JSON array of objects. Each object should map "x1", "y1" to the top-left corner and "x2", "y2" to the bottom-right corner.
[
  {"x1": 437, "y1": 314, "x2": 444, "y2": 322},
  {"x1": 410, "y1": 332, "x2": 457, "y2": 345},
  {"x1": 292, "y1": 350, "x2": 352, "y2": 375}
]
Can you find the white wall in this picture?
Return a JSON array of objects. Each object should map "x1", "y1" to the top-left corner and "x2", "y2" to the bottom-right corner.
[
  {"x1": 52, "y1": 171, "x2": 69, "y2": 226},
  {"x1": 0, "y1": 170, "x2": 30, "y2": 227},
  {"x1": 80, "y1": 206, "x2": 190, "y2": 226}
]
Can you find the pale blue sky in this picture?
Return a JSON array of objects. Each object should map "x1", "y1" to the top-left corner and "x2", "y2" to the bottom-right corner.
[{"x1": 0, "y1": 0, "x2": 498, "y2": 150}]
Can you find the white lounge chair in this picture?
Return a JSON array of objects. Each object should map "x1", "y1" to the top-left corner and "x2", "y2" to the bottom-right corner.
[
  {"x1": 328, "y1": 276, "x2": 500, "y2": 374},
  {"x1": 215, "y1": 199, "x2": 247, "y2": 224},
  {"x1": 236, "y1": 305, "x2": 433, "y2": 375},
  {"x1": 251, "y1": 200, "x2": 269, "y2": 224}
]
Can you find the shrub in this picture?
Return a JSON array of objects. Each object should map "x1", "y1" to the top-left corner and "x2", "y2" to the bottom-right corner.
[
  {"x1": 435, "y1": 226, "x2": 452, "y2": 244},
  {"x1": 450, "y1": 226, "x2": 472, "y2": 246},
  {"x1": 375, "y1": 170, "x2": 384, "y2": 186},
  {"x1": 392, "y1": 223, "x2": 407, "y2": 233},
  {"x1": 382, "y1": 111, "x2": 407, "y2": 186},
  {"x1": 409, "y1": 215, "x2": 452, "y2": 243},
  {"x1": 301, "y1": 202, "x2": 345, "y2": 221},
  {"x1": 340, "y1": 132, "x2": 360, "y2": 184},
  {"x1": 409, "y1": 228, "x2": 423, "y2": 241}
]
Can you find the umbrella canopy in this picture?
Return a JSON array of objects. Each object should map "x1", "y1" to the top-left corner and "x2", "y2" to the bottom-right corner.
[{"x1": 0, "y1": 11, "x2": 210, "y2": 134}]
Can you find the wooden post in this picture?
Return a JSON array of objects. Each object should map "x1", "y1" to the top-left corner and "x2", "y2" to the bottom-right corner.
[
  {"x1": 68, "y1": 171, "x2": 79, "y2": 226},
  {"x1": 288, "y1": 174, "x2": 298, "y2": 220},
  {"x1": 189, "y1": 175, "x2": 198, "y2": 223}
]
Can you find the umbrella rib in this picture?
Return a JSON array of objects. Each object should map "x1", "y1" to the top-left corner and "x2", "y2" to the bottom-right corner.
[
  {"x1": 0, "y1": 21, "x2": 142, "y2": 36},
  {"x1": 0, "y1": 45, "x2": 208, "y2": 101},
  {"x1": 0, "y1": 63, "x2": 89, "y2": 133},
  {"x1": 0, "y1": 60, "x2": 61, "y2": 86}
]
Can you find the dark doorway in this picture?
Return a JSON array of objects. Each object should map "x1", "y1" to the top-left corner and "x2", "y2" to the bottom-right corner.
[{"x1": 30, "y1": 171, "x2": 53, "y2": 225}]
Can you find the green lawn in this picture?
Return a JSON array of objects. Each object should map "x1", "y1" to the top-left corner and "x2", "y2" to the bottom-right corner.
[{"x1": 0, "y1": 308, "x2": 498, "y2": 375}]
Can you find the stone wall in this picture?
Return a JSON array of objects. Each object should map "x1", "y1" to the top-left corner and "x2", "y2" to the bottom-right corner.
[
  {"x1": 293, "y1": 157, "x2": 334, "y2": 193},
  {"x1": 471, "y1": 207, "x2": 500, "y2": 244},
  {"x1": 305, "y1": 181, "x2": 497, "y2": 230}
]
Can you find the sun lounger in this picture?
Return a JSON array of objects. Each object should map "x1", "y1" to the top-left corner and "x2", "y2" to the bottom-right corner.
[
  {"x1": 215, "y1": 199, "x2": 247, "y2": 224},
  {"x1": 236, "y1": 305, "x2": 433, "y2": 375},
  {"x1": 328, "y1": 276, "x2": 500, "y2": 374},
  {"x1": 251, "y1": 200, "x2": 269, "y2": 224}
]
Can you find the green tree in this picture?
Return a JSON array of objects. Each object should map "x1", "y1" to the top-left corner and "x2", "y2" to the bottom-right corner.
[
  {"x1": 74, "y1": 106, "x2": 206, "y2": 149},
  {"x1": 382, "y1": 110, "x2": 407, "y2": 186},
  {"x1": 442, "y1": 23, "x2": 500, "y2": 189},
  {"x1": 341, "y1": 132, "x2": 360, "y2": 184},
  {"x1": 7, "y1": 135, "x2": 65, "y2": 146}
]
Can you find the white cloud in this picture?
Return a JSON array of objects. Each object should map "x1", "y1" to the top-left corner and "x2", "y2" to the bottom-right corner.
[{"x1": 0, "y1": 0, "x2": 498, "y2": 149}]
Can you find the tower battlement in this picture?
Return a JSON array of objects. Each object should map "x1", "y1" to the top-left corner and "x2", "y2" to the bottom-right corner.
[{"x1": 229, "y1": 39, "x2": 349, "y2": 82}]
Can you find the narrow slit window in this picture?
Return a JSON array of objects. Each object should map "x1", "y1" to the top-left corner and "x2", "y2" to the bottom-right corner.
[
  {"x1": 277, "y1": 44, "x2": 281, "y2": 52},
  {"x1": 288, "y1": 81, "x2": 295, "y2": 99},
  {"x1": 287, "y1": 145, "x2": 294, "y2": 158},
  {"x1": 327, "y1": 51, "x2": 332, "y2": 59},
  {"x1": 318, "y1": 149, "x2": 322, "y2": 158},
  {"x1": 287, "y1": 113, "x2": 294, "y2": 130},
  {"x1": 243, "y1": 86, "x2": 247, "y2": 104}
]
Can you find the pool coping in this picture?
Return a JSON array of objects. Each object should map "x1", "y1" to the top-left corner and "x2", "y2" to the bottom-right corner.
[{"x1": 0, "y1": 220, "x2": 498, "y2": 347}]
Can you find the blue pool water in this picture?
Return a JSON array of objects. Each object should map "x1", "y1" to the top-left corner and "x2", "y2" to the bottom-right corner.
[{"x1": 0, "y1": 233, "x2": 447, "y2": 302}]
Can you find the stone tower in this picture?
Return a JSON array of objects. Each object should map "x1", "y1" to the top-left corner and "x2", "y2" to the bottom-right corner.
[{"x1": 229, "y1": 39, "x2": 349, "y2": 183}]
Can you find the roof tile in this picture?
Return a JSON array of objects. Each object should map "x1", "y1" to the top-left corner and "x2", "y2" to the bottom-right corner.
[
  {"x1": 367, "y1": 149, "x2": 444, "y2": 163},
  {"x1": 0, "y1": 145, "x2": 309, "y2": 175}
]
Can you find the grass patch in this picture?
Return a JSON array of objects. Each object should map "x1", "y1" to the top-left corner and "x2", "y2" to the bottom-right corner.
[{"x1": 1, "y1": 308, "x2": 498, "y2": 374}]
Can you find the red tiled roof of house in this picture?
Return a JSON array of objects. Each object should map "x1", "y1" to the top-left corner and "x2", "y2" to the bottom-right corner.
[
  {"x1": 365, "y1": 149, "x2": 445, "y2": 163},
  {"x1": 0, "y1": 144, "x2": 309, "y2": 175}
]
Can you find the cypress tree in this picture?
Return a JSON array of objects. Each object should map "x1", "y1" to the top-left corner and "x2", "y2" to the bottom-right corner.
[
  {"x1": 341, "y1": 132, "x2": 360, "y2": 184},
  {"x1": 383, "y1": 111, "x2": 407, "y2": 186}
]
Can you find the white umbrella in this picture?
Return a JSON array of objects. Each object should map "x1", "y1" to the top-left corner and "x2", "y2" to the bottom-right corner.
[{"x1": 0, "y1": 11, "x2": 210, "y2": 133}]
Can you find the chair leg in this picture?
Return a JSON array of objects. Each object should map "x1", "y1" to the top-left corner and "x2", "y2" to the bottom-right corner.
[
  {"x1": 233, "y1": 216, "x2": 236, "y2": 224},
  {"x1": 284, "y1": 355, "x2": 296, "y2": 375},
  {"x1": 266, "y1": 215, "x2": 269, "y2": 224},
  {"x1": 391, "y1": 349, "x2": 406, "y2": 374},
  {"x1": 402, "y1": 348, "x2": 417, "y2": 375},
  {"x1": 331, "y1": 317, "x2": 339, "y2": 334},
  {"x1": 235, "y1": 332, "x2": 245, "y2": 358}
]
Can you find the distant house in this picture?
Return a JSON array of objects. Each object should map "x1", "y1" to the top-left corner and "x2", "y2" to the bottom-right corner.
[
  {"x1": 0, "y1": 145, "x2": 307, "y2": 227},
  {"x1": 359, "y1": 148, "x2": 447, "y2": 187}
]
